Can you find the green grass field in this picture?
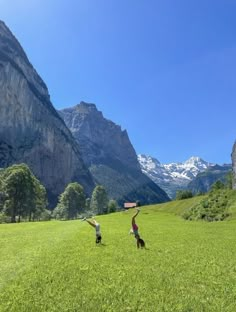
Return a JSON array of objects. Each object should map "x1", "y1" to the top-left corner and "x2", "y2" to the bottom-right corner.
[{"x1": 1, "y1": 198, "x2": 236, "y2": 311}]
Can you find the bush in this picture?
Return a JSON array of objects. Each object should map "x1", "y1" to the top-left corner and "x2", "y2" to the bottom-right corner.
[
  {"x1": 39, "y1": 209, "x2": 52, "y2": 221},
  {"x1": 182, "y1": 189, "x2": 230, "y2": 222},
  {"x1": 0, "y1": 212, "x2": 10, "y2": 224},
  {"x1": 176, "y1": 190, "x2": 193, "y2": 200}
]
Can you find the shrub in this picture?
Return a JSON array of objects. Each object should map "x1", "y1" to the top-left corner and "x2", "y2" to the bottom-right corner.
[
  {"x1": 176, "y1": 190, "x2": 193, "y2": 200},
  {"x1": 182, "y1": 189, "x2": 230, "y2": 222},
  {"x1": 0, "y1": 212, "x2": 10, "y2": 224}
]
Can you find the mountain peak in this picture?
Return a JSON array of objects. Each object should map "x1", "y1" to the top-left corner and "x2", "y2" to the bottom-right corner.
[
  {"x1": 138, "y1": 154, "x2": 216, "y2": 198},
  {"x1": 184, "y1": 156, "x2": 204, "y2": 165},
  {"x1": 184, "y1": 156, "x2": 214, "y2": 168},
  {"x1": 75, "y1": 101, "x2": 98, "y2": 113}
]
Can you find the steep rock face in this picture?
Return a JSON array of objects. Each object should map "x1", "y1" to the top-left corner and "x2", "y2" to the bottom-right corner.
[
  {"x1": 231, "y1": 142, "x2": 236, "y2": 189},
  {"x1": 0, "y1": 21, "x2": 94, "y2": 206},
  {"x1": 59, "y1": 102, "x2": 140, "y2": 170},
  {"x1": 59, "y1": 102, "x2": 169, "y2": 204}
]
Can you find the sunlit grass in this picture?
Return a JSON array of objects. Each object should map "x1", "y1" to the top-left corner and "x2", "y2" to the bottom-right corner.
[{"x1": 1, "y1": 202, "x2": 236, "y2": 311}]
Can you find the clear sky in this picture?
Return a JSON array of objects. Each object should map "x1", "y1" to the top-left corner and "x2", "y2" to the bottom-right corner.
[{"x1": 1, "y1": 0, "x2": 236, "y2": 164}]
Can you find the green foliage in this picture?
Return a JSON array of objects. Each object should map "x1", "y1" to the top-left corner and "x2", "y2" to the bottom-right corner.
[
  {"x1": 224, "y1": 171, "x2": 233, "y2": 189},
  {"x1": 0, "y1": 173, "x2": 5, "y2": 212},
  {"x1": 38, "y1": 209, "x2": 52, "y2": 221},
  {"x1": 182, "y1": 182, "x2": 231, "y2": 221},
  {"x1": 85, "y1": 198, "x2": 91, "y2": 211},
  {"x1": 52, "y1": 205, "x2": 65, "y2": 220},
  {"x1": 210, "y1": 180, "x2": 225, "y2": 191},
  {"x1": 107, "y1": 199, "x2": 118, "y2": 213},
  {"x1": 176, "y1": 190, "x2": 193, "y2": 200},
  {"x1": 0, "y1": 212, "x2": 10, "y2": 224},
  {"x1": 53, "y1": 182, "x2": 85, "y2": 220},
  {"x1": 1, "y1": 164, "x2": 47, "y2": 223},
  {"x1": 90, "y1": 185, "x2": 108, "y2": 214}
]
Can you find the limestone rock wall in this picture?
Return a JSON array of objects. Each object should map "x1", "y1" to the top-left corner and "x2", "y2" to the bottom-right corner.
[{"x1": 0, "y1": 21, "x2": 94, "y2": 206}]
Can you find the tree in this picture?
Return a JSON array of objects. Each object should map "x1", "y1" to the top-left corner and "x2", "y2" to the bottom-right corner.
[
  {"x1": 210, "y1": 180, "x2": 225, "y2": 192},
  {"x1": 85, "y1": 198, "x2": 91, "y2": 211},
  {"x1": 108, "y1": 199, "x2": 118, "y2": 213},
  {"x1": 0, "y1": 170, "x2": 5, "y2": 212},
  {"x1": 2, "y1": 164, "x2": 47, "y2": 223},
  {"x1": 54, "y1": 182, "x2": 86, "y2": 220},
  {"x1": 176, "y1": 190, "x2": 193, "y2": 200},
  {"x1": 90, "y1": 185, "x2": 108, "y2": 215}
]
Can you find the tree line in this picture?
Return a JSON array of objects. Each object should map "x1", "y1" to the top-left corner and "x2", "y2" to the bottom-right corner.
[{"x1": 0, "y1": 163, "x2": 118, "y2": 223}]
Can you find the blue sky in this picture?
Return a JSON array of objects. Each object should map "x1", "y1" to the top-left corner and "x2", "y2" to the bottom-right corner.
[{"x1": 1, "y1": 0, "x2": 236, "y2": 164}]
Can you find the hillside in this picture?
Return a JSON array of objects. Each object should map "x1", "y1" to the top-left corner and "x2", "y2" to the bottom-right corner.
[{"x1": 147, "y1": 189, "x2": 236, "y2": 220}]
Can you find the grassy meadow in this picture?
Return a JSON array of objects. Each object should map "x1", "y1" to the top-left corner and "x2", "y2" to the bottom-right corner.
[{"x1": 1, "y1": 197, "x2": 236, "y2": 311}]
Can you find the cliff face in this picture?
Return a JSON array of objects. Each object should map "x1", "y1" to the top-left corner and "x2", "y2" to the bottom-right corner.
[
  {"x1": 59, "y1": 102, "x2": 170, "y2": 204},
  {"x1": 232, "y1": 142, "x2": 236, "y2": 189},
  {"x1": 59, "y1": 102, "x2": 140, "y2": 170},
  {"x1": 0, "y1": 21, "x2": 94, "y2": 206}
]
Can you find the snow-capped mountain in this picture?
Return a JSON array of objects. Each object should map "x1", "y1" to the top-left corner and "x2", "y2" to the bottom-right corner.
[{"x1": 138, "y1": 155, "x2": 215, "y2": 199}]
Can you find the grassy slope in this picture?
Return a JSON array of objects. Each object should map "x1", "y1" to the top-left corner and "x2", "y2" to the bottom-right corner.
[
  {"x1": 1, "y1": 197, "x2": 236, "y2": 311},
  {"x1": 145, "y1": 195, "x2": 207, "y2": 215}
]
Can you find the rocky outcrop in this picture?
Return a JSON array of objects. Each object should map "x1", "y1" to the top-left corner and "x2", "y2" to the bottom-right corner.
[
  {"x1": 231, "y1": 142, "x2": 236, "y2": 189},
  {"x1": 0, "y1": 21, "x2": 94, "y2": 206},
  {"x1": 59, "y1": 102, "x2": 169, "y2": 204}
]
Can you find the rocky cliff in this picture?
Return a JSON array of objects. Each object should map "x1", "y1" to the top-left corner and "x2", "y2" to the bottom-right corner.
[
  {"x1": 231, "y1": 142, "x2": 236, "y2": 189},
  {"x1": 59, "y1": 102, "x2": 140, "y2": 170},
  {"x1": 59, "y1": 102, "x2": 169, "y2": 204},
  {"x1": 0, "y1": 21, "x2": 94, "y2": 206}
]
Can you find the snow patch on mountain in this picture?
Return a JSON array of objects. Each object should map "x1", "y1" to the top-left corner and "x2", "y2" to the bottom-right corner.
[{"x1": 138, "y1": 155, "x2": 215, "y2": 198}]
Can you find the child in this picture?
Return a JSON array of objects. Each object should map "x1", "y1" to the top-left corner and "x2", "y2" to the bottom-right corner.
[
  {"x1": 131, "y1": 208, "x2": 145, "y2": 249},
  {"x1": 83, "y1": 217, "x2": 102, "y2": 244}
]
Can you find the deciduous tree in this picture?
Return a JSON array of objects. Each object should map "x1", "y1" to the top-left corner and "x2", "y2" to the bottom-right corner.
[{"x1": 90, "y1": 185, "x2": 108, "y2": 215}]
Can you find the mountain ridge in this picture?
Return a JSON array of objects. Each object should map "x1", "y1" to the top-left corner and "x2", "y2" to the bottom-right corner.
[
  {"x1": 59, "y1": 102, "x2": 170, "y2": 204},
  {"x1": 138, "y1": 154, "x2": 218, "y2": 198}
]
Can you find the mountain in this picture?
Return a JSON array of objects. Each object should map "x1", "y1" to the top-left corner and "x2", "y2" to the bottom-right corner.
[
  {"x1": 59, "y1": 102, "x2": 170, "y2": 205},
  {"x1": 138, "y1": 155, "x2": 215, "y2": 198},
  {"x1": 0, "y1": 21, "x2": 94, "y2": 206},
  {"x1": 187, "y1": 164, "x2": 232, "y2": 194}
]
